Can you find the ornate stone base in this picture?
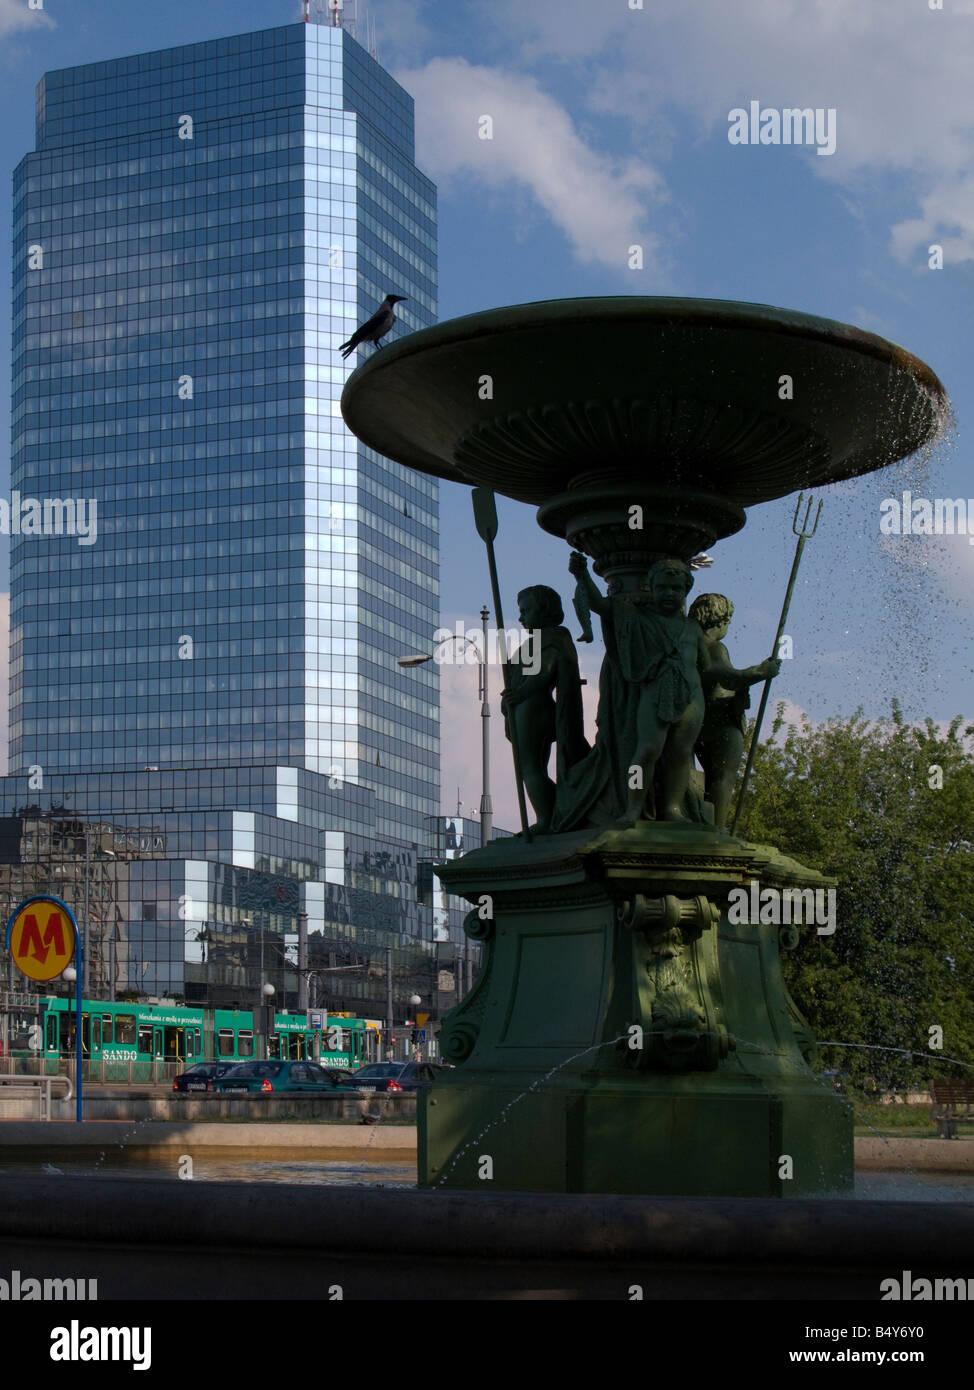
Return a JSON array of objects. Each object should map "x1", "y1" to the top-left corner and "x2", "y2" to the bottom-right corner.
[{"x1": 419, "y1": 825, "x2": 853, "y2": 1196}]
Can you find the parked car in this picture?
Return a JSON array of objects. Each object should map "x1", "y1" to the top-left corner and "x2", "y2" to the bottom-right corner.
[
  {"x1": 317, "y1": 1065, "x2": 353, "y2": 1086},
  {"x1": 344, "y1": 1062, "x2": 448, "y2": 1094},
  {"x1": 208, "y1": 1060, "x2": 345, "y2": 1094},
  {"x1": 172, "y1": 1062, "x2": 241, "y2": 1093}
]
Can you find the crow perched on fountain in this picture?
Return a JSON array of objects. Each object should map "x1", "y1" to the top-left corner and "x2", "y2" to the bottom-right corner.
[{"x1": 338, "y1": 294, "x2": 407, "y2": 358}]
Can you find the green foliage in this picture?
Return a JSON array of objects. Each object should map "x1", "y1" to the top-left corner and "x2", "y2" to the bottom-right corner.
[
  {"x1": 852, "y1": 1099, "x2": 945, "y2": 1137},
  {"x1": 735, "y1": 705, "x2": 974, "y2": 1089}
]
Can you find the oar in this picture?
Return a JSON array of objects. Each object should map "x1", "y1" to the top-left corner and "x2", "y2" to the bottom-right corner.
[{"x1": 471, "y1": 488, "x2": 532, "y2": 841}]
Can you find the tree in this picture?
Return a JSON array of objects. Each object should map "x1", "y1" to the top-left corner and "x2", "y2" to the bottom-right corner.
[{"x1": 734, "y1": 704, "x2": 974, "y2": 1087}]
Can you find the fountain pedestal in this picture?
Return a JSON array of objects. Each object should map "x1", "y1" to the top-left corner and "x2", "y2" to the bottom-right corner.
[
  {"x1": 342, "y1": 296, "x2": 945, "y2": 1199},
  {"x1": 419, "y1": 826, "x2": 851, "y2": 1195}
]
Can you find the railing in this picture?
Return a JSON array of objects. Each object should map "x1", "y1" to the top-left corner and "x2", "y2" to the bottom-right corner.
[
  {"x1": 1, "y1": 1056, "x2": 186, "y2": 1085},
  {"x1": 0, "y1": 1072, "x2": 73, "y2": 1121}
]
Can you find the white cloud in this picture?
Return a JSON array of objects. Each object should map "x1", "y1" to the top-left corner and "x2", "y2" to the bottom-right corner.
[
  {"x1": 0, "y1": 0, "x2": 54, "y2": 39},
  {"x1": 364, "y1": 0, "x2": 434, "y2": 65},
  {"x1": 485, "y1": 0, "x2": 974, "y2": 264},
  {"x1": 878, "y1": 528, "x2": 974, "y2": 605},
  {"x1": 395, "y1": 57, "x2": 666, "y2": 273}
]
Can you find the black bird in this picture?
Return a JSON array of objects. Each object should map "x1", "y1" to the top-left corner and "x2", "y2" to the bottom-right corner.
[{"x1": 339, "y1": 294, "x2": 407, "y2": 358}]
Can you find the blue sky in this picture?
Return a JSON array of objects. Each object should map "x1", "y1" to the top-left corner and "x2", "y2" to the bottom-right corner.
[{"x1": 1, "y1": 0, "x2": 972, "y2": 825}]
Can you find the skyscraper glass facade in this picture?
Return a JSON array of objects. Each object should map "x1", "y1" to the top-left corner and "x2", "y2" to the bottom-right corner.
[
  {"x1": 2, "y1": 22, "x2": 466, "y2": 1028},
  {"x1": 10, "y1": 20, "x2": 438, "y2": 847}
]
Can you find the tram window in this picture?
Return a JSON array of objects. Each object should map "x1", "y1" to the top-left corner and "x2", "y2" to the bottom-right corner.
[
  {"x1": 217, "y1": 1029, "x2": 234, "y2": 1056},
  {"x1": 115, "y1": 1014, "x2": 136, "y2": 1045},
  {"x1": 238, "y1": 1030, "x2": 254, "y2": 1058},
  {"x1": 137, "y1": 1025, "x2": 153, "y2": 1055},
  {"x1": 46, "y1": 1015, "x2": 57, "y2": 1052},
  {"x1": 102, "y1": 1014, "x2": 114, "y2": 1045}
]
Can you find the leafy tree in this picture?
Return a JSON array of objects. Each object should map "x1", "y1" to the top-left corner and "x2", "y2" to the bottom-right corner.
[{"x1": 734, "y1": 704, "x2": 974, "y2": 1088}]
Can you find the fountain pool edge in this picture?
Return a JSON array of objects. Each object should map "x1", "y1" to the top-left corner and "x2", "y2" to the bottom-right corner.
[{"x1": 0, "y1": 1175, "x2": 970, "y2": 1300}]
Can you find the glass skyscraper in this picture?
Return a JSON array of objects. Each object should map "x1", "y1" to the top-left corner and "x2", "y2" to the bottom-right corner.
[
  {"x1": 11, "y1": 17, "x2": 438, "y2": 845},
  {"x1": 2, "y1": 20, "x2": 462, "y2": 1027}
]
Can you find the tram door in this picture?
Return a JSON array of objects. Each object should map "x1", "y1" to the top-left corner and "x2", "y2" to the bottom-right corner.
[{"x1": 153, "y1": 1027, "x2": 164, "y2": 1059}]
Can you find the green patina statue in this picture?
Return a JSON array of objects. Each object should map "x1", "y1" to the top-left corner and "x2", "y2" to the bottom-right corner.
[
  {"x1": 554, "y1": 555, "x2": 779, "y2": 831},
  {"x1": 340, "y1": 297, "x2": 940, "y2": 1194},
  {"x1": 500, "y1": 585, "x2": 588, "y2": 833},
  {"x1": 688, "y1": 592, "x2": 754, "y2": 831}
]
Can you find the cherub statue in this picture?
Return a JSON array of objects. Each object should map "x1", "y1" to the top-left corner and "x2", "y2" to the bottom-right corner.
[
  {"x1": 500, "y1": 585, "x2": 588, "y2": 833},
  {"x1": 567, "y1": 554, "x2": 779, "y2": 827},
  {"x1": 688, "y1": 593, "x2": 754, "y2": 830}
]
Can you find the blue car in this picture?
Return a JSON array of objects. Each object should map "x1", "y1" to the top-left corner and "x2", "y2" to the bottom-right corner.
[{"x1": 208, "y1": 1060, "x2": 346, "y2": 1094}]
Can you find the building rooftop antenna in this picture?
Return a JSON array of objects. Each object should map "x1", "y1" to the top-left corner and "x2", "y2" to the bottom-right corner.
[{"x1": 310, "y1": 0, "x2": 358, "y2": 36}]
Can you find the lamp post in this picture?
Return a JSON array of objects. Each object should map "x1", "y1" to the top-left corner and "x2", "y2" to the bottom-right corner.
[
  {"x1": 386, "y1": 943, "x2": 394, "y2": 1060},
  {"x1": 397, "y1": 607, "x2": 493, "y2": 846},
  {"x1": 62, "y1": 964, "x2": 82, "y2": 1122},
  {"x1": 409, "y1": 992, "x2": 422, "y2": 1060},
  {"x1": 262, "y1": 981, "x2": 275, "y2": 1057},
  {"x1": 296, "y1": 909, "x2": 309, "y2": 1011}
]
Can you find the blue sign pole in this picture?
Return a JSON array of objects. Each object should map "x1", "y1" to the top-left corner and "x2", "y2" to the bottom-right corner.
[{"x1": 74, "y1": 922, "x2": 83, "y2": 1124}]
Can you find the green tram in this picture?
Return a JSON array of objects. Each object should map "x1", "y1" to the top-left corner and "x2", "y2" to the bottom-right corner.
[
  {"x1": 24, "y1": 997, "x2": 374, "y2": 1076},
  {"x1": 267, "y1": 1012, "x2": 377, "y2": 1069}
]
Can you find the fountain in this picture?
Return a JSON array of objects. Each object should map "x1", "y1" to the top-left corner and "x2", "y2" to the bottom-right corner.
[{"x1": 342, "y1": 297, "x2": 947, "y2": 1198}]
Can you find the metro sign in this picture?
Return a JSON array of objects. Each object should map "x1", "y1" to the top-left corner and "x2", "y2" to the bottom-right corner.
[{"x1": 5, "y1": 896, "x2": 78, "y2": 982}]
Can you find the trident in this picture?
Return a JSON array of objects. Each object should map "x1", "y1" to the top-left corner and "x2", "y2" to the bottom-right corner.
[{"x1": 729, "y1": 492, "x2": 822, "y2": 836}]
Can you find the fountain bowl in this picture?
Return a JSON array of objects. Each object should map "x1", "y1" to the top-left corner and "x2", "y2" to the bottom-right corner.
[{"x1": 340, "y1": 297, "x2": 947, "y2": 513}]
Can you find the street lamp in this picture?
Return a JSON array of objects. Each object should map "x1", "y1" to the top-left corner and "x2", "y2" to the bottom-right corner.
[
  {"x1": 408, "y1": 993, "x2": 422, "y2": 1059},
  {"x1": 398, "y1": 606, "x2": 493, "y2": 845},
  {"x1": 262, "y1": 981, "x2": 275, "y2": 1057}
]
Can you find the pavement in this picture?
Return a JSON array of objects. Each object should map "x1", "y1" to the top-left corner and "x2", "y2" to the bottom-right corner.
[{"x1": 0, "y1": 1120, "x2": 415, "y2": 1150}]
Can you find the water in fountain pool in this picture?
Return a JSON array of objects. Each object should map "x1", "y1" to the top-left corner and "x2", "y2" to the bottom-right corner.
[{"x1": 3, "y1": 1152, "x2": 969, "y2": 1199}]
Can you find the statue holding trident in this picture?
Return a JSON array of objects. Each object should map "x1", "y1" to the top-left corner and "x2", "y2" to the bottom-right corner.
[
  {"x1": 558, "y1": 554, "x2": 780, "y2": 829},
  {"x1": 688, "y1": 593, "x2": 752, "y2": 831}
]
